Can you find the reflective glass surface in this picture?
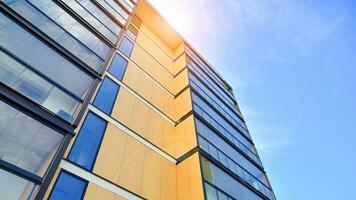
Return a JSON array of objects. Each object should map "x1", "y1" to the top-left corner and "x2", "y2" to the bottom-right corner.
[
  {"x1": 189, "y1": 61, "x2": 236, "y2": 108},
  {"x1": 186, "y1": 46, "x2": 233, "y2": 97},
  {"x1": 68, "y1": 112, "x2": 107, "y2": 170},
  {"x1": 28, "y1": 0, "x2": 110, "y2": 60},
  {"x1": 190, "y1": 76, "x2": 245, "y2": 127},
  {"x1": 0, "y1": 169, "x2": 37, "y2": 200},
  {"x1": 196, "y1": 119, "x2": 265, "y2": 180},
  {"x1": 93, "y1": 77, "x2": 120, "y2": 114},
  {"x1": 74, "y1": 0, "x2": 121, "y2": 35},
  {"x1": 0, "y1": 12, "x2": 94, "y2": 98},
  {"x1": 95, "y1": 0, "x2": 127, "y2": 25},
  {"x1": 192, "y1": 92, "x2": 250, "y2": 139},
  {"x1": 193, "y1": 102, "x2": 255, "y2": 155},
  {"x1": 201, "y1": 157, "x2": 267, "y2": 200},
  {"x1": 0, "y1": 101, "x2": 63, "y2": 177},
  {"x1": 62, "y1": 0, "x2": 117, "y2": 43},
  {"x1": 2, "y1": 0, "x2": 105, "y2": 71},
  {"x1": 0, "y1": 50, "x2": 80, "y2": 122},
  {"x1": 199, "y1": 136, "x2": 272, "y2": 197},
  {"x1": 108, "y1": 53, "x2": 128, "y2": 80},
  {"x1": 118, "y1": 36, "x2": 134, "y2": 57},
  {"x1": 50, "y1": 171, "x2": 87, "y2": 200}
]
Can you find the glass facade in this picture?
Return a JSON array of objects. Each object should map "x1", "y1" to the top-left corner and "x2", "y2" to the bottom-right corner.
[
  {"x1": 108, "y1": 53, "x2": 128, "y2": 80},
  {"x1": 118, "y1": 36, "x2": 134, "y2": 57},
  {"x1": 93, "y1": 77, "x2": 120, "y2": 114},
  {"x1": 68, "y1": 112, "x2": 107, "y2": 170},
  {"x1": 49, "y1": 170, "x2": 87, "y2": 200}
]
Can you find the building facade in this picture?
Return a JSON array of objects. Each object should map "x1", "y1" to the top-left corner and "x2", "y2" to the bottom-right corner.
[{"x1": 0, "y1": 0, "x2": 275, "y2": 199}]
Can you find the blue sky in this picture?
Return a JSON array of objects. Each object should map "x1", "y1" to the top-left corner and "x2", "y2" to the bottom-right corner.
[{"x1": 150, "y1": 0, "x2": 356, "y2": 199}]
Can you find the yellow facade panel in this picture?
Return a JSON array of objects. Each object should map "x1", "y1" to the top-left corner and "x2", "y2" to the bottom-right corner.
[
  {"x1": 175, "y1": 115, "x2": 197, "y2": 158},
  {"x1": 177, "y1": 152, "x2": 204, "y2": 200},
  {"x1": 174, "y1": 68, "x2": 189, "y2": 95},
  {"x1": 174, "y1": 89, "x2": 192, "y2": 121},
  {"x1": 111, "y1": 89, "x2": 135, "y2": 126},
  {"x1": 135, "y1": 29, "x2": 174, "y2": 74},
  {"x1": 92, "y1": 124, "x2": 128, "y2": 184},
  {"x1": 139, "y1": 23, "x2": 175, "y2": 59},
  {"x1": 130, "y1": 45, "x2": 174, "y2": 93},
  {"x1": 118, "y1": 136, "x2": 145, "y2": 193},
  {"x1": 140, "y1": 148, "x2": 162, "y2": 200}
]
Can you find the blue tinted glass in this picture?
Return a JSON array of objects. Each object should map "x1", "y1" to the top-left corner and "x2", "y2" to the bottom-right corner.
[
  {"x1": 93, "y1": 77, "x2": 120, "y2": 114},
  {"x1": 109, "y1": 54, "x2": 128, "y2": 80},
  {"x1": 50, "y1": 171, "x2": 87, "y2": 200},
  {"x1": 68, "y1": 113, "x2": 107, "y2": 170},
  {"x1": 118, "y1": 37, "x2": 134, "y2": 57}
]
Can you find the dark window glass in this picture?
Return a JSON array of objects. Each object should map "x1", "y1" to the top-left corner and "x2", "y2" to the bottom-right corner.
[
  {"x1": 0, "y1": 101, "x2": 63, "y2": 177},
  {"x1": 93, "y1": 77, "x2": 120, "y2": 114},
  {"x1": 0, "y1": 169, "x2": 37, "y2": 200},
  {"x1": 108, "y1": 53, "x2": 128, "y2": 80},
  {"x1": 118, "y1": 36, "x2": 134, "y2": 57},
  {"x1": 68, "y1": 112, "x2": 107, "y2": 170},
  {"x1": 49, "y1": 171, "x2": 87, "y2": 200},
  {"x1": 126, "y1": 25, "x2": 138, "y2": 40}
]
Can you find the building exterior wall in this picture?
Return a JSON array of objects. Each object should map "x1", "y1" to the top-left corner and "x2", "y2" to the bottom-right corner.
[{"x1": 0, "y1": 0, "x2": 275, "y2": 199}]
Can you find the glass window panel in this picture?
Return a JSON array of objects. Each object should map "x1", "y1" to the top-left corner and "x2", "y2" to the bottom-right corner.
[
  {"x1": 95, "y1": 0, "x2": 127, "y2": 25},
  {"x1": 50, "y1": 171, "x2": 87, "y2": 200},
  {"x1": 28, "y1": 0, "x2": 110, "y2": 60},
  {"x1": 0, "y1": 169, "x2": 37, "y2": 200},
  {"x1": 218, "y1": 191, "x2": 228, "y2": 200},
  {"x1": 118, "y1": 36, "x2": 134, "y2": 57},
  {"x1": 204, "y1": 183, "x2": 218, "y2": 200},
  {"x1": 0, "y1": 50, "x2": 81, "y2": 122},
  {"x1": 93, "y1": 77, "x2": 120, "y2": 115},
  {"x1": 196, "y1": 119, "x2": 268, "y2": 185},
  {"x1": 104, "y1": 0, "x2": 129, "y2": 19},
  {"x1": 0, "y1": 101, "x2": 63, "y2": 176},
  {"x1": 0, "y1": 12, "x2": 94, "y2": 98},
  {"x1": 76, "y1": 0, "x2": 121, "y2": 35},
  {"x1": 2, "y1": 0, "x2": 104, "y2": 71},
  {"x1": 68, "y1": 112, "x2": 107, "y2": 170},
  {"x1": 202, "y1": 158, "x2": 264, "y2": 200},
  {"x1": 62, "y1": 0, "x2": 117, "y2": 43},
  {"x1": 117, "y1": 0, "x2": 133, "y2": 12},
  {"x1": 108, "y1": 53, "x2": 128, "y2": 80}
]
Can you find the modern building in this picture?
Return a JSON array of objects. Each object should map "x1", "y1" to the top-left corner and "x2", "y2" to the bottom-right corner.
[{"x1": 0, "y1": 0, "x2": 275, "y2": 199}]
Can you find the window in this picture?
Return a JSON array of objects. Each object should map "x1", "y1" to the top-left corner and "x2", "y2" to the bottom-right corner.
[
  {"x1": 95, "y1": 0, "x2": 127, "y2": 25},
  {"x1": 62, "y1": 0, "x2": 117, "y2": 43},
  {"x1": 108, "y1": 53, "x2": 128, "y2": 80},
  {"x1": 126, "y1": 25, "x2": 138, "y2": 41},
  {"x1": 201, "y1": 157, "x2": 265, "y2": 200},
  {"x1": 0, "y1": 12, "x2": 94, "y2": 98},
  {"x1": 118, "y1": 36, "x2": 134, "y2": 57},
  {"x1": 0, "y1": 50, "x2": 80, "y2": 122},
  {"x1": 49, "y1": 171, "x2": 87, "y2": 200},
  {"x1": 93, "y1": 77, "x2": 120, "y2": 114},
  {"x1": 0, "y1": 100, "x2": 63, "y2": 177},
  {"x1": 3, "y1": 0, "x2": 105, "y2": 71},
  {"x1": 0, "y1": 169, "x2": 37, "y2": 200},
  {"x1": 68, "y1": 112, "x2": 107, "y2": 170}
]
